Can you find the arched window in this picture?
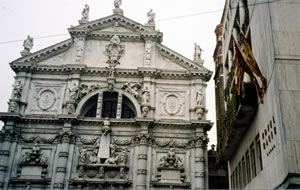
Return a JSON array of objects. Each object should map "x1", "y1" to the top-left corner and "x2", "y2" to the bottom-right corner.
[
  {"x1": 81, "y1": 95, "x2": 98, "y2": 117},
  {"x1": 121, "y1": 95, "x2": 136, "y2": 118},
  {"x1": 80, "y1": 91, "x2": 137, "y2": 119}
]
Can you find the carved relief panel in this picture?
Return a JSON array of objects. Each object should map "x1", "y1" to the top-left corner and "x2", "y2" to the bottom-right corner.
[
  {"x1": 156, "y1": 88, "x2": 189, "y2": 120},
  {"x1": 13, "y1": 144, "x2": 54, "y2": 180},
  {"x1": 27, "y1": 82, "x2": 65, "y2": 114},
  {"x1": 151, "y1": 147, "x2": 191, "y2": 187}
]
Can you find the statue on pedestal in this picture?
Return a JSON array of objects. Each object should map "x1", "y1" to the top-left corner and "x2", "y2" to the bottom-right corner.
[
  {"x1": 13, "y1": 81, "x2": 23, "y2": 99},
  {"x1": 147, "y1": 9, "x2": 156, "y2": 24},
  {"x1": 194, "y1": 43, "x2": 203, "y2": 61},
  {"x1": 81, "y1": 4, "x2": 89, "y2": 22},
  {"x1": 114, "y1": 0, "x2": 122, "y2": 8},
  {"x1": 21, "y1": 35, "x2": 33, "y2": 56}
]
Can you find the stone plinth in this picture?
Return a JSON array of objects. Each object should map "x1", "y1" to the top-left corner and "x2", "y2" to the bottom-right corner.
[{"x1": 113, "y1": 8, "x2": 123, "y2": 16}]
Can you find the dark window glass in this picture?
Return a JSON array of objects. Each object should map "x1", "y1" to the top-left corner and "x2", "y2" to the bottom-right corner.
[
  {"x1": 102, "y1": 92, "x2": 118, "y2": 118},
  {"x1": 121, "y1": 95, "x2": 136, "y2": 118},
  {"x1": 82, "y1": 95, "x2": 98, "y2": 117}
]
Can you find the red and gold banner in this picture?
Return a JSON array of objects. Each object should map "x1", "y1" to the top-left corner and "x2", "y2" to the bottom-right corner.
[{"x1": 233, "y1": 35, "x2": 267, "y2": 104}]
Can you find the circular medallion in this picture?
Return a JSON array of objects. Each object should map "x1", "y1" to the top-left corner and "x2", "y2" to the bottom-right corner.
[
  {"x1": 37, "y1": 89, "x2": 57, "y2": 110},
  {"x1": 163, "y1": 93, "x2": 182, "y2": 115}
]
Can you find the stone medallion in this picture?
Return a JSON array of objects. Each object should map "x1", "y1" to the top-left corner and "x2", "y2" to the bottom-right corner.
[
  {"x1": 163, "y1": 93, "x2": 182, "y2": 115},
  {"x1": 36, "y1": 89, "x2": 57, "y2": 111}
]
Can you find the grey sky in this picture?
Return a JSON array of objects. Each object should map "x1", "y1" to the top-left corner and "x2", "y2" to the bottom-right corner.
[{"x1": 0, "y1": 0, "x2": 225, "y2": 145}]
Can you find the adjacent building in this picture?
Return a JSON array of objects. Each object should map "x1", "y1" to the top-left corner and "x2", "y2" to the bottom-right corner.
[
  {"x1": 215, "y1": 0, "x2": 300, "y2": 189},
  {"x1": 0, "y1": 4, "x2": 213, "y2": 190}
]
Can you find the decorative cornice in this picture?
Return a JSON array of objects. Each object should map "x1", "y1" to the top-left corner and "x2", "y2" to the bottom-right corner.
[{"x1": 8, "y1": 63, "x2": 211, "y2": 80}]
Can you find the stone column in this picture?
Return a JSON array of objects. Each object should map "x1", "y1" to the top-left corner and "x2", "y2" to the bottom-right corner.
[
  {"x1": 53, "y1": 123, "x2": 76, "y2": 190},
  {"x1": 135, "y1": 119, "x2": 152, "y2": 190}
]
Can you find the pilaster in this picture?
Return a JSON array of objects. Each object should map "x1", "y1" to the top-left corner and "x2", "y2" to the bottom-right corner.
[
  {"x1": 0, "y1": 121, "x2": 17, "y2": 190},
  {"x1": 53, "y1": 122, "x2": 76, "y2": 190},
  {"x1": 193, "y1": 127, "x2": 208, "y2": 190},
  {"x1": 135, "y1": 118, "x2": 153, "y2": 190}
]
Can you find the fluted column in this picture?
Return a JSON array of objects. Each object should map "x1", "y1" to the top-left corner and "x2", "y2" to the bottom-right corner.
[{"x1": 53, "y1": 123, "x2": 75, "y2": 190}]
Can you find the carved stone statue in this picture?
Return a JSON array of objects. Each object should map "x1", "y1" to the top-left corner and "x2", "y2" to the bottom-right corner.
[
  {"x1": 119, "y1": 150, "x2": 128, "y2": 165},
  {"x1": 81, "y1": 4, "x2": 89, "y2": 22},
  {"x1": 104, "y1": 154, "x2": 118, "y2": 165},
  {"x1": 147, "y1": 9, "x2": 156, "y2": 24},
  {"x1": 121, "y1": 82, "x2": 142, "y2": 100},
  {"x1": 89, "y1": 153, "x2": 98, "y2": 164},
  {"x1": 13, "y1": 81, "x2": 23, "y2": 99},
  {"x1": 79, "y1": 146, "x2": 87, "y2": 163},
  {"x1": 69, "y1": 83, "x2": 79, "y2": 101},
  {"x1": 23, "y1": 35, "x2": 34, "y2": 53},
  {"x1": 102, "y1": 118, "x2": 111, "y2": 136},
  {"x1": 194, "y1": 43, "x2": 203, "y2": 61},
  {"x1": 141, "y1": 86, "x2": 150, "y2": 105},
  {"x1": 196, "y1": 87, "x2": 204, "y2": 106},
  {"x1": 114, "y1": 0, "x2": 122, "y2": 8}
]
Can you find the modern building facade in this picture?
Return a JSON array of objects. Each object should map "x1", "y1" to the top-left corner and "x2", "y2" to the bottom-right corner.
[
  {"x1": 0, "y1": 4, "x2": 213, "y2": 190},
  {"x1": 215, "y1": 0, "x2": 300, "y2": 189}
]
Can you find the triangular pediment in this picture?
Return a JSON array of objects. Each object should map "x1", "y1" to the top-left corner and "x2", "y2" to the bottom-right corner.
[
  {"x1": 70, "y1": 14, "x2": 155, "y2": 33},
  {"x1": 10, "y1": 12, "x2": 211, "y2": 80}
]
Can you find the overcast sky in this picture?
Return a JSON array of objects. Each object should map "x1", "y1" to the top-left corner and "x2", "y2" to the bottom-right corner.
[{"x1": 0, "y1": 0, "x2": 225, "y2": 145}]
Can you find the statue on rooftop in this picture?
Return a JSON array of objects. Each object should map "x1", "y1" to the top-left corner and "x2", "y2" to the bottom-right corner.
[
  {"x1": 23, "y1": 35, "x2": 33, "y2": 53},
  {"x1": 147, "y1": 9, "x2": 156, "y2": 24},
  {"x1": 194, "y1": 43, "x2": 203, "y2": 61},
  {"x1": 81, "y1": 4, "x2": 89, "y2": 22},
  {"x1": 114, "y1": 0, "x2": 122, "y2": 9}
]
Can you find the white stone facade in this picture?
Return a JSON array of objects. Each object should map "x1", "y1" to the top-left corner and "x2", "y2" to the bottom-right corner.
[
  {"x1": 217, "y1": 0, "x2": 300, "y2": 189},
  {"x1": 0, "y1": 6, "x2": 212, "y2": 190}
]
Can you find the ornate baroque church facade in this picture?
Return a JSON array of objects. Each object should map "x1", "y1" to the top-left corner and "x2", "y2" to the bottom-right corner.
[{"x1": 0, "y1": 3, "x2": 212, "y2": 190}]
